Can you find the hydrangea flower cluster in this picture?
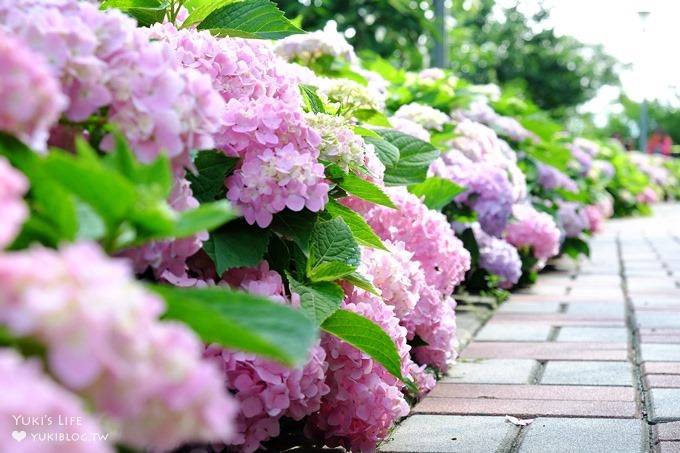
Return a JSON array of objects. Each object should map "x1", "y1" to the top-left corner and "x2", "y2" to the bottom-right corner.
[
  {"x1": 205, "y1": 262, "x2": 329, "y2": 453},
  {"x1": 455, "y1": 101, "x2": 536, "y2": 142},
  {"x1": 120, "y1": 178, "x2": 207, "y2": 279},
  {"x1": 558, "y1": 202, "x2": 590, "y2": 238},
  {"x1": 0, "y1": 350, "x2": 112, "y2": 453},
  {"x1": 393, "y1": 103, "x2": 449, "y2": 131},
  {"x1": 305, "y1": 112, "x2": 369, "y2": 172},
  {"x1": 388, "y1": 116, "x2": 432, "y2": 141},
  {"x1": 149, "y1": 22, "x2": 330, "y2": 227},
  {"x1": 537, "y1": 163, "x2": 579, "y2": 193},
  {"x1": 274, "y1": 21, "x2": 357, "y2": 64},
  {"x1": 0, "y1": 30, "x2": 66, "y2": 151},
  {"x1": 585, "y1": 205, "x2": 605, "y2": 233},
  {"x1": 0, "y1": 157, "x2": 28, "y2": 249},
  {"x1": 473, "y1": 225, "x2": 522, "y2": 289},
  {"x1": 308, "y1": 289, "x2": 412, "y2": 452},
  {"x1": 0, "y1": 243, "x2": 236, "y2": 450},
  {"x1": 504, "y1": 204, "x2": 561, "y2": 263},
  {"x1": 637, "y1": 186, "x2": 659, "y2": 204},
  {"x1": 359, "y1": 187, "x2": 471, "y2": 297},
  {"x1": 431, "y1": 151, "x2": 515, "y2": 236},
  {"x1": 318, "y1": 77, "x2": 385, "y2": 112},
  {"x1": 570, "y1": 138, "x2": 600, "y2": 174},
  {"x1": 590, "y1": 159, "x2": 616, "y2": 180}
]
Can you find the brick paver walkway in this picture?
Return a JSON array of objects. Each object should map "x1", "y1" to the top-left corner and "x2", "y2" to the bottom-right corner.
[{"x1": 381, "y1": 204, "x2": 680, "y2": 453}]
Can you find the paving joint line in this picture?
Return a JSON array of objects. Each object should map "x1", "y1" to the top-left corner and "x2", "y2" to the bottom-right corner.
[{"x1": 618, "y1": 233, "x2": 654, "y2": 453}]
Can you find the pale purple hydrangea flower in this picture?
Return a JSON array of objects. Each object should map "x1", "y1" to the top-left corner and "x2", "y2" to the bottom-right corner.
[
  {"x1": 570, "y1": 138, "x2": 599, "y2": 175},
  {"x1": 0, "y1": 157, "x2": 29, "y2": 249},
  {"x1": 537, "y1": 163, "x2": 579, "y2": 193},
  {"x1": 431, "y1": 150, "x2": 514, "y2": 236},
  {"x1": 0, "y1": 350, "x2": 112, "y2": 453},
  {"x1": 473, "y1": 224, "x2": 522, "y2": 288},
  {"x1": 274, "y1": 21, "x2": 357, "y2": 64},
  {"x1": 388, "y1": 116, "x2": 432, "y2": 141},
  {"x1": 0, "y1": 30, "x2": 66, "y2": 151},
  {"x1": 0, "y1": 243, "x2": 237, "y2": 450},
  {"x1": 558, "y1": 202, "x2": 590, "y2": 238}
]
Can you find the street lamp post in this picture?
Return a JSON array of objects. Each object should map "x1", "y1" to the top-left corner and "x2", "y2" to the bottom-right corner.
[
  {"x1": 638, "y1": 9, "x2": 651, "y2": 152},
  {"x1": 432, "y1": 0, "x2": 447, "y2": 68}
]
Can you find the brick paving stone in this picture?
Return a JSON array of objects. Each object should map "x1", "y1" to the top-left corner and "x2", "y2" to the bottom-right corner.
[
  {"x1": 647, "y1": 375, "x2": 680, "y2": 388},
  {"x1": 456, "y1": 312, "x2": 485, "y2": 349},
  {"x1": 412, "y1": 397, "x2": 637, "y2": 418},
  {"x1": 556, "y1": 327, "x2": 628, "y2": 342},
  {"x1": 491, "y1": 313, "x2": 625, "y2": 326},
  {"x1": 540, "y1": 361, "x2": 634, "y2": 386},
  {"x1": 517, "y1": 418, "x2": 643, "y2": 453},
  {"x1": 442, "y1": 359, "x2": 538, "y2": 384},
  {"x1": 565, "y1": 303, "x2": 625, "y2": 316},
  {"x1": 644, "y1": 363, "x2": 680, "y2": 375},
  {"x1": 657, "y1": 442, "x2": 680, "y2": 453},
  {"x1": 378, "y1": 415, "x2": 515, "y2": 453},
  {"x1": 428, "y1": 384, "x2": 634, "y2": 401},
  {"x1": 637, "y1": 313, "x2": 680, "y2": 329},
  {"x1": 474, "y1": 323, "x2": 552, "y2": 342},
  {"x1": 461, "y1": 342, "x2": 628, "y2": 361},
  {"x1": 642, "y1": 344, "x2": 680, "y2": 362},
  {"x1": 649, "y1": 388, "x2": 680, "y2": 422},
  {"x1": 655, "y1": 421, "x2": 680, "y2": 441},
  {"x1": 497, "y1": 302, "x2": 561, "y2": 314}
]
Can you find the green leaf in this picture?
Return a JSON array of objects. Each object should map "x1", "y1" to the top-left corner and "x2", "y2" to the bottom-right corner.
[
  {"x1": 354, "y1": 109, "x2": 392, "y2": 127},
  {"x1": 152, "y1": 285, "x2": 317, "y2": 367},
  {"x1": 307, "y1": 218, "x2": 360, "y2": 282},
  {"x1": 322, "y1": 310, "x2": 416, "y2": 391},
  {"x1": 197, "y1": 0, "x2": 304, "y2": 40},
  {"x1": 408, "y1": 177, "x2": 465, "y2": 211},
  {"x1": 342, "y1": 272, "x2": 380, "y2": 295},
  {"x1": 353, "y1": 126, "x2": 380, "y2": 138},
  {"x1": 174, "y1": 200, "x2": 238, "y2": 237},
  {"x1": 364, "y1": 136, "x2": 400, "y2": 168},
  {"x1": 75, "y1": 201, "x2": 107, "y2": 241},
  {"x1": 204, "y1": 219, "x2": 271, "y2": 275},
  {"x1": 459, "y1": 227, "x2": 480, "y2": 265},
  {"x1": 333, "y1": 171, "x2": 396, "y2": 209},
  {"x1": 299, "y1": 84, "x2": 326, "y2": 114},
  {"x1": 561, "y1": 237, "x2": 591, "y2": 259},
  {"x1": 43, "y1": 153, "x2": 137, "y2": 230},
  {"x1": 100, "y1": 0, "x2": 168, "y2": 25},
  {"x1": 288, "y1": 276, "x2": 344, "y2": 325},
  {"x1": 181, "y1": 0, "x2": 236, "y2": 27},
  {"x1": 186, "y1": 152, "x2": 239, "y2": 203},
  {"x1": 270, "y1": 210, "x2": 318, "y2": 254},
  {"x1": 325, "y1": 199, "x2": 386, "y2": 250},
  {"x1": 376, "y1": 129, "x2": 440, "y2": 186}
]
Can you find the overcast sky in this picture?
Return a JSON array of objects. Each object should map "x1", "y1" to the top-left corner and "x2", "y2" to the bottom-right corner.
[{"x1": 497, "y1": 0, "x2": 680, "y2": 120}]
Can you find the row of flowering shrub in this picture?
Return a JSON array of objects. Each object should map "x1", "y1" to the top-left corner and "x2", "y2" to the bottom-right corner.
[{"x1": 0, "y1": 1, "x2": 676, "y2": 452}]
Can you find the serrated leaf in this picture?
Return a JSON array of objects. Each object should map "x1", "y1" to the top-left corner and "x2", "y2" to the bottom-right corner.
[
  {"x1": 204, "y1": 219, "x2": 271, "y2": 275},
  {"x1": 325, "y1": 199, "x2": 386, "y2": 250},
  {"x1": 332, "y1": 171, "x2": 396, "y2": 209},
  {"x1": 288, "y1": 276, "x2": 343, "y2": 325},
  {"x1": 299, "y1": 84, "x2": 326, "y2": 114},
  {"x1": 408, "y1": 177, "x2": 465, "y2": 210},
  {"x1": 342, "y1": 272, "x2": 380, "y2": 295},
  {"x1": 354, "y1": 109, "x2": 392, "y2": 127},
  {"x1": 197, "y1": 0, "x2": 304, "y2": 40},
  {"x1": 174, "y1": 200, "x2": 238, "y2": 237},
  {"x1": 101, "y1": 0, "x2": 168, "y2": 25},
  {"x1": 270, "y1": 209, "x2": 318, "y2": 254},
  {"x1": 152, "y1": 285, "x2": 317, "y2": 366},
  {"x1": 376, "y1": 129, "x2": 440, "y2": 186},
  {"x1": 307, "y1": 218, "x2": 360, "y2": 282},
  {"x1": 322, "y1": 309, "x2": 417, "y2": 391},
  {"x1": 181, "y1": 0, "x2": 236, "y2": 27},
  {"x1": 353, "y1": 126, "x2": 380, "y2": 138},
  {"x1": 364, "y1": 136, "x2": 400, "y2": 168},
  {"x1": 561, "y1": 237, "x2": 590, "y2": 259},
  {"x1": 186, "y1": 152, "x2": 239, "y2": 203}
]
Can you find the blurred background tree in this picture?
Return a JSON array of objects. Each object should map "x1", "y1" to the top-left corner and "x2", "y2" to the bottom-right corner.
[
  {"x1": 275, "y1": 0, "x2": 620, "y2": 117},
  {"x1": 603, "y1": 95, "x2": 680, "y2": 144}
]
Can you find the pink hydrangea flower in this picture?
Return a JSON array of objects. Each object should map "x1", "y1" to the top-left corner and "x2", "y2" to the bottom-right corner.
[
  {"x1": 505, "y1": 204, "x2": 561, "y2": 263},
  {"x1": 0, "y1": 30, "x2": 66, "y2": 151},
  {"x1": 205, "y1": 262, "x2": 330, "y2": 453},
  {"x1": 637, "y1": 186, "x2": 658, "y2": 204},
  {"x1": 308, "y1": 287, "x2": 429, "y2": 452},
  {"x1": 388, "y1": 117, "x2": 432, "y2": 142},
  {"x1": 358, "y1": 187, "x2": 470, "y2": 297},
  {"x1": 0, "y1": 349, "x2": 112, "y2": 453},
  {"x1": 0, "y1": 243, "x2": 236, "y2": 450},
  {"x1": 0, "y1": 157, "x2": 28, "y2": 248},
  {"x1": 120, "y1": 178, "x2": 207, "y2": 279},
  {"x1": 585, "y1": 205, "x2": 605, "y2": 233}
]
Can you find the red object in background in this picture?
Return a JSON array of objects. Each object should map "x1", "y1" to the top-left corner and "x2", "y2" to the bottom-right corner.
[{"x1": 647, "y1": 131, "x2": 672, "y2": 156}]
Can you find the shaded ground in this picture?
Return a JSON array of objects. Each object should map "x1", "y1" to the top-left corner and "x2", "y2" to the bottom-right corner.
[{"x1": 381, "y1": 203, "x2": 680, "y2": 453}]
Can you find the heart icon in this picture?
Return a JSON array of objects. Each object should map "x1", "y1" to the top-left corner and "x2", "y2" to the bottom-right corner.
[{"x1": 11, "y1": 431, "x2": 26, "y2": 442}]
